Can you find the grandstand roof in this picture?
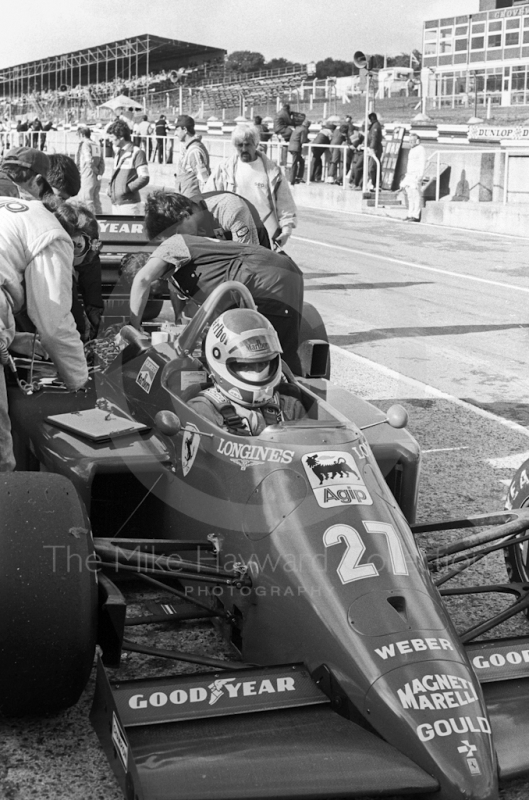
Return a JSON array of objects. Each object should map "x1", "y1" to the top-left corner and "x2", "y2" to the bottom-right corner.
[{"x1": 0, "y1": 34, "x2": 226, "y2": 82}]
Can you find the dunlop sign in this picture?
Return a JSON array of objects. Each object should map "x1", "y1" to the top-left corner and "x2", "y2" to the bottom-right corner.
[{"x1": 469, "y1": 125, "x2": 529, "y2": 141}]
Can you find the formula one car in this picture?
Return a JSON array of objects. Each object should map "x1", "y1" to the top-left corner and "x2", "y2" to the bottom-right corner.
[{"x1": 2, "y1": 280, "x2": 529, "y2": 800}]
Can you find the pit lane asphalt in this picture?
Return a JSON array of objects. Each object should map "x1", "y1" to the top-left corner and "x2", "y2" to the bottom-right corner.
[{"x1": 1, "y1": 206, "x2": 529, "y2": 800}]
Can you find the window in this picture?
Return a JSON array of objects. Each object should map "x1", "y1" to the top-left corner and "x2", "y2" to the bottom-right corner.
[
  {"x1": 524, "y1": 29, "x2": 529, "y2": 43},
  {"x1": 471, "y1": 36, "x2": 485, "y2": 49},
  {"x1": 455, "y1": 39, "x2": 468, "y2": 51},
  {"x1": 505, "y1": 31, "x2": 520, "y2": 46},
  {"x1": 488, "y1": 21, "x2": 502, "y2": 32},
  {"x1": 506, "y1": 18, "x2": 520, "y2": 30},
  {"x1": 488, "y1": 33, "x2": 502, "y2": 47},
  {"x1": 455, "y1": 25, "x2": 468, "y2": 35},
  {"x1": 471, "y1": 22, "x2": 485, "y2": 33},
  {"x1": 424, "y1": 41, "x2": 438, "y2": 55},
  {"x1": 439, "y1": 26, "x2": 453, "y2": 54}
]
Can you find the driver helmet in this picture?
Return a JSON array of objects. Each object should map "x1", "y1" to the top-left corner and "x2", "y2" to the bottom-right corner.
[{"x1": 204, "y1": 309, "x2": 282, "y2": 408}]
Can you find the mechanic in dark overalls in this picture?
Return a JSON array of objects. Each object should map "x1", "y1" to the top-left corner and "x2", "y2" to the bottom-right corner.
[{"x1": 129, "y1": 191, "x2": 304, "y2": 374}]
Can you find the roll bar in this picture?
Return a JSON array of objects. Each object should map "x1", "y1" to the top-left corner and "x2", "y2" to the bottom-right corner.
[{"x1": 175, "y1": 281, "x2": 257, "y2": 357}]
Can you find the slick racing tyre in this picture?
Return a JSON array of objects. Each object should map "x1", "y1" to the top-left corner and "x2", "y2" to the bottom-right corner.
[
  {"x1": 504, "y1": 457, "x2": 529, "y2": 617},
  {"x1": 0, "y1": 472, "x2": 98, "y2": 715}
]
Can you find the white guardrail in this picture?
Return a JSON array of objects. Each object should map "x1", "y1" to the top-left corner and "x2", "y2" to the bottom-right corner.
[{"x1": 0, "y1": 129, "x2": 382, "y2": 201}]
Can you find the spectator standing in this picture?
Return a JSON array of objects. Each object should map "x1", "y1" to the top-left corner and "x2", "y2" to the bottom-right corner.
[
  {"x1": 107, "y1": 120, "x2": 149, "y2": 215},
  {"x1": 348, "y1": 124, "x2": 366, "y2": 190},
  {"x1": 273, "y1": 103, "x2": 294, "y2": 167},
  {"x1": 205, "y1": 125, "x2": 297, "y2": 248},
  {"x1": 76, "y1": 126, "x2": 105, "y2": 214},
  {"x1": 16, "y1": 119, "x2": 28, "y2": 147},
  {"x1": 309, "y1": 121, "x2": 333, "y2": 182},
  {"x1": 366, "y1": 111, "x2": 384, "y2": 190},
  {"x1": 174, "y1": 114, "x2": 211, "y2": 191},
  {"x1": 136, "y1": 115, "x2": 153, "y2": 158},
  {"x1": 30, "y1": 118, "x2": 43, "y2": 150},
  {"x1": 273, "y1": 103, "x2": 294, "y2": 142},
  {"x1": 400, "y1": 133, "x2": 426, "y2": 222},
  {"x1": 154, "y1": 114, "x2": 170, "y2": 163},
  {"x1": 41, "y1": 119, "x2": 55, "y2": 151},
  {"x1": 326, "y1": 123, "x2": 351, "y2": 184},
  {"x1": 0, "y1": 154, "x2": 88, "y2": 470},
  {"x1": 288, "y1": 117, "x2": 311, "y2": 185},
  {"x1": 253, "y1": 115, "x2": 272, "y2": 154}
]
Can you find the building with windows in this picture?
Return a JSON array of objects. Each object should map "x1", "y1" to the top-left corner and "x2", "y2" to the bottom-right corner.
[{"x1": 423, "y1": 0, "x2": 529, "y2": 108}]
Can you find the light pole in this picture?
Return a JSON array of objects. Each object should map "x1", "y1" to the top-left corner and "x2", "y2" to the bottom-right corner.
[{"x1": 353, "y1": 51, "x2": 374, "y2": 193}]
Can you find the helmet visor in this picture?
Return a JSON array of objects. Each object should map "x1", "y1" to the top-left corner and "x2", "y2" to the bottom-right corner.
[{"x1": 230, "y1": 358, "x2": 276, "y2": 384}]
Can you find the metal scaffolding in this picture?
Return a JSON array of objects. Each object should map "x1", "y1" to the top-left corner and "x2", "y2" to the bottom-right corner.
[{"x1": 0, "y1": 34, "x2": 226, "y2": 99}]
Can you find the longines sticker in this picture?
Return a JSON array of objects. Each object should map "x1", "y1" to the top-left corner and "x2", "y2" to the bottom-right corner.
[
  {"x1": 136, "y1": 357, "x2": 159, "y2": 393},
  {"x1": 302, "y1": 451, "x2": 372, "y2": 508}
]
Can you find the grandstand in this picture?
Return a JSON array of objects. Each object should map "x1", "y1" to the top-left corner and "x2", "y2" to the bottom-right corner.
[{"x1": 0, "y1": 34, "x2": 226, "y2": 120}]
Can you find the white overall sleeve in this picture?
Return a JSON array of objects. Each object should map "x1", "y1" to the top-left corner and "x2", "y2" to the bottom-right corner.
[{"x1": 25, "y1": 239, "x2": 88, "y2": 390}]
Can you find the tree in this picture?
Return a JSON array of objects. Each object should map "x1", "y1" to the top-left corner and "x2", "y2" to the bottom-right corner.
[
  {"x1": 265, "y1": 57, "x2": 295, "y2": 71},
  {"x1": 316, "y1": 58, "x2": 354, "y2": 80},
  {"x1": 225, "y1": 51, "x2": 266, "y2": 74}
]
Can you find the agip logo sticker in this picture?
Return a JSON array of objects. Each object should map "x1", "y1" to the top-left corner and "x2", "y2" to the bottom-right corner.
[{"x1": 302, "y1": 451, "x2": 372, "y2": 508}]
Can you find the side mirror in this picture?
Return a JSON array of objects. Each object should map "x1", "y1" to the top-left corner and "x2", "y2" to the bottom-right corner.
[
  {"x1": 359, "y1": 404, "x2": 409, "y2": 432},
  {"x1": 154, "y1": 410, "x2": 182, "y2": 437},
  {"x1": 154, "y1": 409, "x2": 215, "y2": 439},
  {"x1": 386, "y1": 404, "x2": 408, "y2": 429}
]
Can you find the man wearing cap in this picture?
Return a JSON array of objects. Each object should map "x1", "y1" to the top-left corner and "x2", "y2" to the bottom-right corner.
[
  {"x1": 76, "y1": 126, "x2": 105, "y2": 214},
  {"x1": 0, "y1": 148, "x2": 88, "y2": 470},
  {"x1": 0, "y1": 146, "x2": 51, "y2": 199},
  {"x1": 174, "y1": 115, "x2": 211, "y2": 191}
]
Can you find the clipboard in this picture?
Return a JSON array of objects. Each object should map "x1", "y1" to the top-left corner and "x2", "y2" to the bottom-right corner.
[{"x1": 46, "y1": 407, "x2": 150, "y2": 442}]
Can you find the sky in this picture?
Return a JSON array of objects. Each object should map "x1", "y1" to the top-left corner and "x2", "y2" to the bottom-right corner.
[{"x1": 3, "y1": 0, "x2": 481, "y2": 70}]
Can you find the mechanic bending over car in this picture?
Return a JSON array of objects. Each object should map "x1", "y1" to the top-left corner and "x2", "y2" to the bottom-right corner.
[
  {"x1": 174, "y1": 171, "x2": 271, "y2": 248},
  {"x1": 0, "y1": 161, "x2": 88, "y2": 471},
  {"x1": 187, "y1": 308, "x2": 305, "y2": 436},
  {"x1": 130, "y1": 190, "x2": 304, "y2": 373}
]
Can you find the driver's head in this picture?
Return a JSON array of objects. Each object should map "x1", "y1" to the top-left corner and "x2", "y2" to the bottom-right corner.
[{"x1": 204, "y1": 309, "x2": 282, "y2": 408}]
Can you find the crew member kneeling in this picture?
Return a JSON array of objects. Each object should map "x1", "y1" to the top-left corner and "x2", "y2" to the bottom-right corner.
[{"x1": 188, "y1": 308, "x2": 305, "y2": 436}]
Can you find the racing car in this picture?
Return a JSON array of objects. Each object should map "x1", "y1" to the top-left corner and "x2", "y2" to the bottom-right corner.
[{"x1": 2, "y1": 276, "x2": 529, "y2": 800}]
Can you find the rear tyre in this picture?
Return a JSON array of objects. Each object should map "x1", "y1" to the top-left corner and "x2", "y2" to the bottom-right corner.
[
  {"x1": 504, "y1": 458, "x2": 529, "y2": 617},
  {"x1": 0, "y1": 472, "x2": 98, "y2": 715}
]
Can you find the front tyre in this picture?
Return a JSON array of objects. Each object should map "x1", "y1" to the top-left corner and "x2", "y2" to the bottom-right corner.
[{"x1": 0, "y1": 472, "x2": 98, "y2": 715}]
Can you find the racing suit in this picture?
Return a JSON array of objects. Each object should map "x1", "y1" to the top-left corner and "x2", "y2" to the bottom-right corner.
[
  {"x1": 76, "y1": 139, "x2": 105, "y2": 214},
  {"x1": 188, "y1": 385, "x2": 305, "y2": 435},
  {"x1": 0, "y1": 198, "x2": 88, "y2": 470},
  {"x1": 205, "y1": 151, "x2": 297, "y2": 245}
]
